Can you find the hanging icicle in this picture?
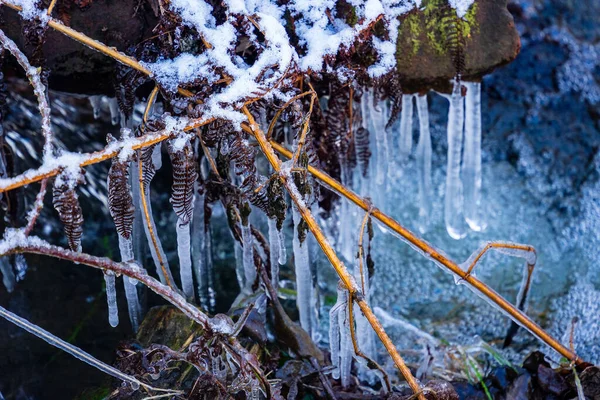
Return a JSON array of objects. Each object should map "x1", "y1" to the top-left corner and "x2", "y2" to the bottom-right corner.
[
  {"x1": 192, "y1": 188, "x2": 214, "y2": 310},
  {"x1": 118, "y1": 235, "x2": 141, "y2": 331},
  {"x1": 416, "y1": 94, "x2": 432, "y2": 234},
  {"x1": 241, "y1": 221, "x2": 255, "y2": 291},
  {"x1": 443, "y1": 80, "x2": 467, "y2": 239},
  {"x1": 103, "y1": 271, "x2": 119, "y2": 327},
  {"x1": 399, "y1": 94, "x2": 415, "y2": 165},
  {"x1": 267, "y1": 217, "x2": 281, "y2": 288},
  {"x1": 292, "y1": 207, "x2": 318, "y2": 340},
  {"x1": 463, "y1": 81, "x2": 486, "y2": 232}
]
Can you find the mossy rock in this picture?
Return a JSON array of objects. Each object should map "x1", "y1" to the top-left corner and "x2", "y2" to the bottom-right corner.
[
  {"x1": 396, "y1": 0, "x2": 520, "y2": 93},
  {"x1": 136, "y1": 305, "x2": 203, "y2": 349}
]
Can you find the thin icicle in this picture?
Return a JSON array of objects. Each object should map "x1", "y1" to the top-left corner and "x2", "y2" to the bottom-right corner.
[
  {"x1": 241, "y1": 222, "x2": 255, "y2": 291},
  {"x1": 103, "y1": 271, "x2": 119, "y2": 327},
  {"x1": 118, "y1": 235, "x2": 141, "y2": 332},
  {"x1": 353, "y1": 221, "x2": 376, "y2": 364},
  {"x1": 416, "y1": 94, "x2": 432, "y2": 233},
  {"x1": 329, "y1": 282, "x2": 344, "y2": 380},
  {"x1": 443, "y1": 81, "x2": 467, "y2": 239},
  {"x1": 0, "y1": 257, "x2": 15, "y2": 292},
  {"x1": 339, "y1": 287, "x2": 353, "y2": 388},
  {"x1": 234, "y1": 241, "x2": 245, "y2": 290},
  {"x1": 192, "y1": 190, "x2": 213, "y2": 309},
  {"x1": 107, "y1": 97, "x2": 120, "y2": 125},
  {"x1": 463, "y1": 81, "x2": 486, "y2": 231},
  {"x1": 0, "y1": 305, "x2": 156, "y2": 391},
  {"x1": 267, "y1": 218, "x2": 280, "y2": 288},
  {"x1": 399, "y1": 94, "x2": 414, "y2": 164},
  {"x1": 277, "y1": 227, "x2": 286, "y2": 265},
  {"x1": 88, "y1": 95, "x2": 103, "y2": 119},
  {"x1": 176, "y1": 219, "x2": 194, "y2": 299},
  {"x1": 292, "y1": 207, "x2": 318, "y2": 339},
  {"x1": 367, "y1": 89, "x2": 389, "y2": 186}
]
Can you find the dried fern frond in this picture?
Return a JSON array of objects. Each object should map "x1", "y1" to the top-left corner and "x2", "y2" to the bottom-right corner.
[
  {"x1": 52, "y1": 172, "x2": 84, "y2": 252},
  {"x1": 107, "y1": 159, "x2": 135, "y2": 239},
  {"x1": 168, "y1": 138, "x2": 197, "y2": 224}
]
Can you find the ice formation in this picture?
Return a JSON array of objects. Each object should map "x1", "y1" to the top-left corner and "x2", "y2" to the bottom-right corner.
[
  {"x1": 191, "y1": 191, "x2": 214, "y2": 310},
  {"x1": 329, "y1": 282, "x2": 354, "y2": 388},
  {"x1": 463, "y1": 82, "x2": 485, "y2": 231},
  {"x1": 118, "y1": 235, "x2": 141, "y2": 331},
  {"x1": 415, "y1": 94, "x2": 432, "y2": 233},
  {"x1": 241, "y1": 222, "x2": 256, "y2": 292},
  {"x1": 267, "y1": 218, "x2": 281, "y2": 288},
  {"x1": 292, "y1": 207, "x2": 319, "y2": 340},
  {"x1": 399, "y1": 94, "x2": 415, "y2": 165},
  {"x1": 176, "y1": 219, "x2": 194, "y2": 299},
  {"x1": 103, "y1": 271, "x2": 119, "y2": 327}
]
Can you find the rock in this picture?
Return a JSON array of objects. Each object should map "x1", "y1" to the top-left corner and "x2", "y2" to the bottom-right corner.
[
  {"x1": 396, "y1": 0, "x2": 521, "y2": 93},
  {"x1": 2, "y1": 0, "x2": 157, "y2": 94}
]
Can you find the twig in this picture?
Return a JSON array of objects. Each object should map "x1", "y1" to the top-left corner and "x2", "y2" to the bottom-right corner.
[
  {"x1": 23, "y1": 178, "x2": 48, "y2": 235},
  {"x1": 347, "y1": 295, "x2": 391, "y2": 392},
  {"x1": 266, "y1": 140, "x2": 582, "y2": 365},
  {"x1": 357, "y1": 209, "x2": 372, "y2": 295},
  {"x1": 266, "y1": 90, "x2": 315, "y2": 141},
  {"x1": 241, "y1": 107, "x2": 425, "y2": 399},
  {"x1": 0, "y1": 304, "x2": 179, "y2": 395},
  {"x1": 0, "y1": 116, "x2": 215, "y2": 193},
  {"x1": 290, "y1": 83, "x2": 317, "y2": 167},
  {"x1": 46, "y1": 0, "x2": 58, "y2": 15}
]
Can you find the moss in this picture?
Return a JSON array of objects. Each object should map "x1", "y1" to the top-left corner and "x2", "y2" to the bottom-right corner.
[
  {"x1": 74, "y1": 386, "x2": 111, "y2": 400},
  {"x1": 397, "y1": 0, "x2": 479, "y2": 57}
]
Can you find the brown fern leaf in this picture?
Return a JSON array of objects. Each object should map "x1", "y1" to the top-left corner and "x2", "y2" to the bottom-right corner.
[
  {"x1": 53, "y1": 176, "x2": 84, "y2": 252},
  {"x1": 168, "y1": 139, "x2": 198, "y2": 224},
  {"x1": 108, "y1": 159, "x2": 135, "y2": 239},
  {"x1": 136, "y1": 119, "x2": 166, "y2": 192}
]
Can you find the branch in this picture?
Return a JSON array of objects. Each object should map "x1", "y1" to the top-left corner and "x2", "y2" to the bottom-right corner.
[
  {"x1": 240, "y1": 106, "x2": 426, "y2": 399},
  {"x1": 266, "y1": 140, "x2": 582, "y2": 365}
]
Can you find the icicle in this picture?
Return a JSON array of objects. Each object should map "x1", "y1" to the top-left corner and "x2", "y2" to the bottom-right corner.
[
  {"x1": 353, "y1": 222, "x2": 376, "y2": 363},
  {"x1": 234, "y1": 241, "x2": 245, "y2": 290},
  {"x1": 292, "y1": 207, "x2": 318, "y2": 339},
  {"x1": 130, "y1": 162, "x2": 146, "y2": 268},
  {"x1": 416, "y1": 94, "x2": 432, "y2": 233},
  {"x1": 0, "y1": 257, "x2": 15, "y2": 292},
  {"x1": 103, "y1": 271, "x2": 119, "y2": 327},
  {"x1": 107, "y1": 97, "x2": 120, "y2": 125},
  {"x1": 443, "y1": 81, "x2": 467, "y2": 239},
  {"x1": 329, "y1": 283, "x2": 344, "y2": 379},
  {"x1": 463, "y1": 81, "x2": 486, "y2": 231},
  {"x1": 277, "y1": 227, "x2": 287, "y2": 265},
  {"x1": 367, "y1": 89, "x2": 389, "y2": 186},
  {"x1": 118, "y1": 235, "x2": 141, "y2": 332},
  {"x1": 14, "y1": 255, "x2": 27, "y2": 281},
  {"x1": 192, "y1": 190, "x2": 213, "y2": 309},
  {"x1": 176, "y1": 219, "x2": 194, "y2": 299},
  {"x1": 241, "y1": 222, "x2": 255, "y2": 291},
  {"x1": 338, "y1": 287, "x2": 353, "y2": 388},
  {"x1": 88, "y1": 95, "x2": 103, "y2": 119},
  {"x1": 399, "y1": 94, "x2": 414, "y2": 164},
  {"x1": 267, "y1": 218, "x2": 281, "y2": 288}
]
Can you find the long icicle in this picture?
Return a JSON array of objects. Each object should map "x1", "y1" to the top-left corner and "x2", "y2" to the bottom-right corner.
[
  {"x1": 191, "y1": 189, "x2": 211, "y2": 309},
  {"x1": 463, "y1": 81, "x2": 486, "y2": 231},
  {"x1": 118, "y1": 234, "x2": 141, "y2": 332},
  {"x1": 416, "y1": 94, "x2": 432, "y2": 234},
  {"x1": 399, "y1": 94, "x2": 414, "y2": 165},
  {"x1": 176, "y1": 219, "x2": 194, "y2": 299},
  {"x1": 103, "y1": 271, "x2": 119, "y2": 327},
  {"x1": 267, "y1": 217, "x2": 281, "y2": 288},
  {"x1": 443, "y1": 80, "x2": 467, "y2": 239},
  {"x1": 292, "y1": 206, "x2": 317, "y2": 339}
]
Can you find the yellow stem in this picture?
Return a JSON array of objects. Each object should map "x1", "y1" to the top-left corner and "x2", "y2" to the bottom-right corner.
[
  {"x1": 267, "y1": 140, "x2": 582, "y2": 365},
  {"x1": 241, "y1": 107, "x2": 425, "y2": 399}
]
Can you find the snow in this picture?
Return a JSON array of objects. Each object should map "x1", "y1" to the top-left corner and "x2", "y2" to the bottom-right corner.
[{"x1": 449, "y1": 0, "x2": 475, "y2": 18}]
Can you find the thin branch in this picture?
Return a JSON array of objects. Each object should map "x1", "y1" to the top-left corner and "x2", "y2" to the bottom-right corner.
[
  {"x1": 357, "y1": 209, "x2": 371, "y2": 295},
  {"x1": 0, "y1": 116, "x2": 215, "y2": 193},
  {"x1": 0, "y1": 304, "x2": 180, "y2": 395},
  {"x1": 46, "y1": 0, "x2": 58, "y2": 15},
  {"x1": 241, "y1": 106, "x2": 425, "y2": 399},
  {"x1": 347, "y1": 295, "x2": 391, "y2": 392},
  {"x1": 266, "y1": 140, "x2": 582, "y2": 365},
  {"x1": 23, "y1": 178, "x2": 48, "y2": 235},
  {"x1": 290, "y1": 83, "x2": 317, "y2": 167},
  {"x1": 266, "y1": 90, "x2": 315, "y2": 141}
]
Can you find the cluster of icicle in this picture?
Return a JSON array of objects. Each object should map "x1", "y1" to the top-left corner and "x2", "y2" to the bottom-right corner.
[{"x1": 340, "y1": 79, "x2": 485, "y2": 240}]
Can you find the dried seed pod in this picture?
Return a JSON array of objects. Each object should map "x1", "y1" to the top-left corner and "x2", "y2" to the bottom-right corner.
[
  {"x1": 53, "y1": 173, "x2": 84, "y2": 252},
  {"x1": 107, "y1": 159, "x2": 135, "y2": 239},
  {"x1": 168, "y1": 138, "x2": 197, "y2": 224}
]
